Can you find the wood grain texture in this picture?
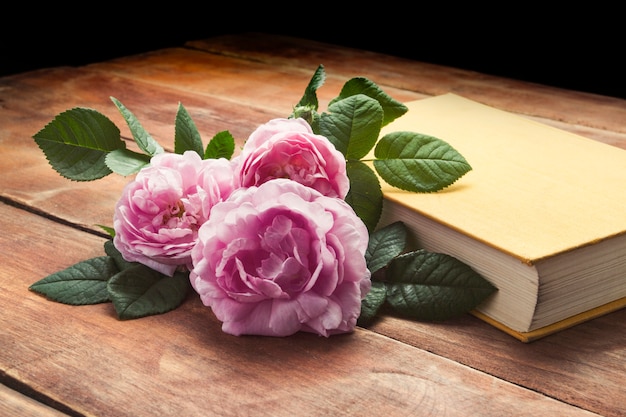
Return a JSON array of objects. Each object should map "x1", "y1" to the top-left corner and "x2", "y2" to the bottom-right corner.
[
  {"x1": 186, "y1": 33, "x2": 626, "y2": 135},
  {"x1": 0, "y1": 204, "x2": 603, "y2": 417},
  {"x1": 370, "y1": 313, "x2": 626, "y2": 417},
  {"x1": 84, "y1": 47, "x2": 422, "y2": 115},
  {"x1": 1, "y1": 32, "x2": 624, "y2": 417},
  {"x1": 0, "y1": 383, "x2": 71, "y2": 417}
]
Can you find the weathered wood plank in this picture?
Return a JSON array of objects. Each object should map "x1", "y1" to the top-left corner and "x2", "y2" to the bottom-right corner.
[
  {"x1": 0, "y1": 66, "x2": 285, "y2": 149},
  {"x1": 82, "y1": 47, "x2": 423, "y2": 114},
  {"x1": 369, "y1": 313, "x2": 626, "y2": 417},
  {"x1": 0, "y1": 203, "x2": 602, "y2": 417},
  {"x1": 71, "y1": 41, "x2": 626, "y2": 149},
  {"x1": 186, "y1": 33, "x2": 626, "y2": 136},
  {"x1": 0, "y1": 383, "x2": 71, "y2": 417}
]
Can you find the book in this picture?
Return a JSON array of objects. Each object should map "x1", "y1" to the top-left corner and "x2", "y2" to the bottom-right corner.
[{"x1": 376, "y1": 93, "x2": 626, "y2": 342}]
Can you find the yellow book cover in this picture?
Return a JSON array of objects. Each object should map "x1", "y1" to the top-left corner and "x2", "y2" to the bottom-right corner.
[{"x1": 376, "y1": 93, "x2": 626, "y2": 341}]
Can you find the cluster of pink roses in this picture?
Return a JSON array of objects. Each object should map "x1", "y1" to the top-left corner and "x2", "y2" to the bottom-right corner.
[{"x1": 113, "y1": 118, "x2": 371, "y2": 337}]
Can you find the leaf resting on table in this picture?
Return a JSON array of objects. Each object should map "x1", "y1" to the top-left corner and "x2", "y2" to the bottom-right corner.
[
  {"x1": 107, "y1": 265, "x2": 192, "y2": 320},
  {"x1": 29, "y1": 256, "x2": 118, "y2": 304}
]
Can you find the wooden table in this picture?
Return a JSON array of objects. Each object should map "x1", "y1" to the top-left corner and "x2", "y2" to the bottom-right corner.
[{"x1": 1, "y1": 32, "x2": 624, "y2": 417}]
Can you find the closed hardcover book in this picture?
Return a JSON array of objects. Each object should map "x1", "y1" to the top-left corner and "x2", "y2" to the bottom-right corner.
[{"x1": 377, "y1": 93, "x2": 626, "y2": 342}]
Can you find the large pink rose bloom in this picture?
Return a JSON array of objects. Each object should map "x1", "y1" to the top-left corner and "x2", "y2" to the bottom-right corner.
[
  {"x1": 233, "y1": 118, "x2": 349, "y2": 198},
  {"x1": 113, "y1": 151, "x2": 236, "y2": 276},
  {"x1": 190, "y1": 178, "x2": 371, "y2": 337}
]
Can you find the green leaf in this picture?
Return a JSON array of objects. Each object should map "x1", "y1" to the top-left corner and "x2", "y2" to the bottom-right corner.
[
  {"x1": 373, "y1": 131, "x2": 472, "y2": 192},
  {"x1": 205, "y1": 130, "x2": 235, "y2": 160},
  {"x1": 29, "y1": 256, "x2": 118, "y2": 305},
  {"x1": 329, "y1": 77, "x2": 408, "y2": 126},
  {"x1": 366, "y1": 221, "x2": 407, "y2": 274},
  {"x1": 357, "y1": 281, "x2": 387, "y2": 327},
  {"x1": 105, "y1": 148, "x2": 151, "y2": 176},
  {"x1": 110, "y1": 97, "x2": 164, "y2": 157},
  {"x1": 107, "y1": 265, "x2": 192, "y2": 320},
  {"x1": 319, "y1": 94, "x2": 383, "y2": 159},
  {"x1": 384, "y1": 250, "x2": 497, "y2": 321},
  {"x1": 291, "y1": 65, "x2": 326, "y2": 131},
  {"x1": 97, "y1": 224, "x2": 115, "y2": 238},
  {"x1": 33, "y1": 107, "x2": 125, "y2": 181},
  {"x1": 174, "y1": 103, "x2": 204, "y2": 156},
  {"x1": 103, "y1": 240, "x2": 136, "y2": 271},
  {"x1": 345, "y1": 161, "x2": 383, "y2": 233},
  {"x1": 293, "y1": 64, "x2": 326, "y2": 110}
]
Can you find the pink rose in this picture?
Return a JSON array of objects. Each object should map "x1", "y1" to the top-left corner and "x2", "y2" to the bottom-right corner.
[
  {"x1": 233, "y1": 118, "x2": 350, "y2": 198},
  {"x1": 113, "y1": 151, "x2": 237, "y2": 276},
  {"x1": 244, "y1": 117, "x2": 313, "y2": 150},
  {"x1": 190, "y1": 178, "x2": 371, "y2": 337}
]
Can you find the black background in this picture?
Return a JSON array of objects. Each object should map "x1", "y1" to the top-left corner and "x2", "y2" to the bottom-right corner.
[{"x1": 2, "y1": 8, "x2": 624, "y2": 99}]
